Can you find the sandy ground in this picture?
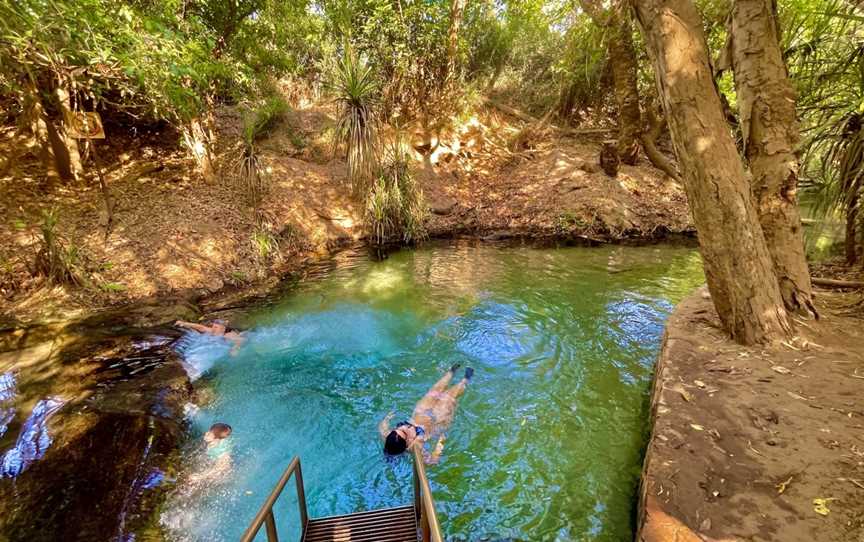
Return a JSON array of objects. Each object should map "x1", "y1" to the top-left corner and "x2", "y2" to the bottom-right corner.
[{"x1": 639, "y1": 284, "x2": 864, "y2": 542}]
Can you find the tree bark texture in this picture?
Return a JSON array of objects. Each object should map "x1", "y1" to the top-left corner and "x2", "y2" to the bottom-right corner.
[
  {"x1": 632, "y1": 0, "x2": 792, "y2": 344},
  {"x1": 182, "y1": 117, "x2": 218, "y2": 184},
  {"x1": 729, "y1": 0, "x2": 814, "y2": 315},
  {"x1": 641, "y1": 103, "x2": 681, "y2": 181},
  {"x1": 608, "y1": 12, "x2": 642, "y2": 165},
  {"x1": 24, "y1": 85, "x2": 70, "y2": 182},
  {"x1": 447, "y1": 0, "x2": 467, "y2": 81},
  {"x1": 55, "y1": 84, "x2": 84, "y2": 182}
]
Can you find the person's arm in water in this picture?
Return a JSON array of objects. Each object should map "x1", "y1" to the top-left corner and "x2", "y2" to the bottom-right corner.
[
  {"x1": 175, "y1": 321, "x2": 217, "y2": 334},
  {"x1": 420, "y1": 436, "x2": 446, "y2": 465},
  {"x1": 378, "y1": 411, "x2": 395, "y2": 439}
]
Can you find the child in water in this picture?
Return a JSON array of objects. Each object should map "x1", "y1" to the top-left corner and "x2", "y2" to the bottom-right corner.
[{"x1": 187, "y1": 422, "x2": 233, "y2": 486}]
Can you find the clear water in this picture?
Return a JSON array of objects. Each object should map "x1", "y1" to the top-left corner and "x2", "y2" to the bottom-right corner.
[{"x1": 162, "y1": 243, "x2": 704, "y2": 542}]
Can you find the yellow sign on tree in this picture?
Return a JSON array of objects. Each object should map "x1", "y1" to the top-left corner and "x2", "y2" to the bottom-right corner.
[{"x1": 64, "y1": 111, "x2": 105, "y2": 139}]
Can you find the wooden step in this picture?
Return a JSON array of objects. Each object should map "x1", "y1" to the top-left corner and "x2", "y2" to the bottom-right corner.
[{"x1": 302, "y1": 505, "x2": 418, "y2": 542}]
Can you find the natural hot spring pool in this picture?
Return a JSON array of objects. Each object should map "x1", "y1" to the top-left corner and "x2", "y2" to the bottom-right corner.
[{"x1": 161, "y1": 243, "x2": 704, "y2": 541}]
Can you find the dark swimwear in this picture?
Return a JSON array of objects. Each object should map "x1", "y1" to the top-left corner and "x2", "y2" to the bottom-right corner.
[{"x1": 397, "y1": 420, "x2": 425, "y2": 438}]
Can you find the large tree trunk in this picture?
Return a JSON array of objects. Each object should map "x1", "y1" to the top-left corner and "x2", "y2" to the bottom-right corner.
[
  {"x1": 729, "y1": 0, "x2": 814, "y2": 315},
  {"x1": 24, "y1": 85, "x2": 69, "y2": 182},
  {"x1": 54, "y1": 84, "x2": 84, "y2": 182},
  {"x1": 447, "y1": 0, "x2": 467, "y2": 81},
  {"x1": 632, "y1": 0, "x2": 792, "y2": 344},
  {"x1": 608, "y1": 11, "x2": 642, "y2": 165}
]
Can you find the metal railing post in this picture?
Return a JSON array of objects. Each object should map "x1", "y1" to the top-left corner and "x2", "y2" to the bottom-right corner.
[
  {"x1": 264, "y1": 510, "x2": 279, "y2": 542},
  {"x1": 411, "y1": 446, "x2": 443, "y2": 542},
  {"x1": 413, "y1": 459, "x2": 421, "y2": 521},
  {"x1": 294, "y1": 461, "x2": 309, "y2": 531},
  {"x1": 240, "y1": 456, "x2": 307, "y2": 542}
]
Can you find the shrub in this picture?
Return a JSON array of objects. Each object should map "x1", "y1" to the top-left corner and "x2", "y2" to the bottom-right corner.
[
  {"x1": 32, "y1": 208, "x2": 85, "y2": 285},
  {"x1": 234, "y1": 96, "x2": 288, "y2": 208},
  {"x1": 333, "y1": 50, "x2": 379, "y2": 195},
  {"x1": 364, "y1": 141, "x2": 428, "y2": 245}
]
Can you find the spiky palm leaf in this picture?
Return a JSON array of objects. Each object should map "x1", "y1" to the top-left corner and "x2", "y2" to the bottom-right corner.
[
  {"x1": 791, "y1": 0, "x2": 864, "y2": 261},
  {"x1": 333, "y1": 51, "x2": 379, "y2": 195},
  {"x1": 364, "y1": 136, "x2": 428, "y2": 245}
]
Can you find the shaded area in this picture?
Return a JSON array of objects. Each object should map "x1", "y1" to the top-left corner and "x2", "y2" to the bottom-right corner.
[
  {"x1": 638, "y1": 288, "x2": 864, "y2": 542},
  {"x1": 0, "y1": 310, "x2": 192, "y2": 540}
]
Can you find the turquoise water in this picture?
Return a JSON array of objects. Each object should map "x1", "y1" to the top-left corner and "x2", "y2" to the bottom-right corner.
[{"x1": 162, "y1": 243, "x2": 704, "y2": 541}]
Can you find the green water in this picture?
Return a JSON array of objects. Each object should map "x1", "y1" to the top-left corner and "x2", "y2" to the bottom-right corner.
[{"x1": 162, "y1": 242, "x2": 704, "y2": 541}]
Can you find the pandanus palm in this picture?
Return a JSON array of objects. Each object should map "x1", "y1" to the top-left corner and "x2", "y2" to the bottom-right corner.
[{"x1": 334, "y1": 51, "x2": 379, "y2": 196}]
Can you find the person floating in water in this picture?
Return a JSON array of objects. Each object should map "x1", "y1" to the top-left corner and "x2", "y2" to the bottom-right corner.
[
  {"x1": 175, "y1": 319, "x2": 245, "y2": 356},
  {"x1": 380, "y1": 364, "x2": 473, "y2": 464},
  {"x1": 187, "y1": 422, "x2": 233, "y2": 486}
]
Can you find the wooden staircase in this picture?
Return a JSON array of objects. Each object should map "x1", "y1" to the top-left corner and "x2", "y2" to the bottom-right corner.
[{"x1": 241, "y1": 447, "x2": 442, "y2": 542}]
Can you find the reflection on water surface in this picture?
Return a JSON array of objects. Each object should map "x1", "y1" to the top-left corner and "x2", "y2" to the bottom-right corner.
[{"x1": 164, "y1": 243, "x2": 704, "y2": 541}]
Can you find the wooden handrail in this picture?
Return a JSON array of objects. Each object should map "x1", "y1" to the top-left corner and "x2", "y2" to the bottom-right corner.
[
  {"x1": 240, "y1": 456, "x2": 308, "y2": 542},
  {"x1": 412, "y1": 446, "x2": 443, "y2": 542}
]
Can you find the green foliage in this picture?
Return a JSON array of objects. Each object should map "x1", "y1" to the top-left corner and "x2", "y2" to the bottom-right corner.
[
  {"x1": 234, "y1": 95, "x2": 288, "y2": 208},
  {"x1": 33, "y1": 208, "x2": 85, "y2": 286},
  {"x1": 242, "y1": 95, "x2": 289, "y2": 144},
  {"x1": 0, "y1": 0, "x2": 319, "y2": 131},
  {"x1": 100, "y1": 282, "x2": 127, "y2": 293},
  {"x1": 333, "y1": 50, "x2": 379, "y2": 194},
  {"x1": 251, "y1": 227, "x2": 279, "y2": 261},
  {"x1": 555, "y1": 211, "x2": 587, "y2": 234},
  {"x1": 473, "y1": 0, "x2": 611, "y2": 119},
  {"x1": 364, "y1": 140, "x2": 427, "y2": 245},
  {"x1": 788, "y1": 0, "x2": 864, "y2": 232}
]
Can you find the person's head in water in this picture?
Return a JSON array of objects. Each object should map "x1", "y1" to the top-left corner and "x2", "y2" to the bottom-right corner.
[
  {"x1": 383, "y1": 422, "x2": 421, "y2": 455},
  {"x1": 211, "y1": 319, "x2": 228, "y2": 334},
  {"x1": 204, "y1": 422, "x2": 232, "y2": 443}
]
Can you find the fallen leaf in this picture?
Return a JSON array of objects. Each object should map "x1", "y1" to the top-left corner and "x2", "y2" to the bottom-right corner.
[
  {"x1": 813, "y1": 498, "x2": 835, "y2": 516},
  {"x1": 776, "y1": 476, "x2": 793, "y2": 494},
  {"x1": 671, "y1": 383, "x2": 692, "y2": 402},
  {"x1": 690, "y1": 424, "x2": 704, "y2": 431}
]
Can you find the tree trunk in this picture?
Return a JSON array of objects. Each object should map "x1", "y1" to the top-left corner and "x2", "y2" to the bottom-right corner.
[
  {"x1": 847, "y1": 191, "x2": 858, "y2": 265},
  {"x1": 55, "y1": 84, "x2": 84, "y2": 182},
  {"x1": 447, "y1": 0, "x2": 467, "y2": 81},
  {"x1": 729, "y1": 0, "x2": 815, "y2": 316},
  {"x1": 632, "y1": 0, "x2": 792, "y2": 344},
  {"x1": 182, "y1": 117, "x2": 218, "y2": 184},
  {"x1": 608, "y1": 11, "x2": 642, "y2": 165},
  {"x1": 641, "y1": 101, "x2": 681, "y2": 182},
  {"x1": 25, "y1": 86, "x2": 64, "y2": 182}
]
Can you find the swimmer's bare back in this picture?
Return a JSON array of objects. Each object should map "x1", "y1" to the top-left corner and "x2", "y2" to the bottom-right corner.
[{"x1": 380, "y1": 364, "x2": 473, "y2": 463}]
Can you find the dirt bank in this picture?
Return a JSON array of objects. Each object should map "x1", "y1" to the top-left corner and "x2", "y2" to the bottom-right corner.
[
  {"x1": 638, "y1": 284, "x2": 864, "y2": 542},
  {"x1": 0, "y1": 102, "x2": 691, "y2": 326}
]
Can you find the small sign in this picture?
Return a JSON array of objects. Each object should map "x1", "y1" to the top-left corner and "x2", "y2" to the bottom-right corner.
[{"x1": 65, "y1": 111, "x2": 105, "y2": 139}]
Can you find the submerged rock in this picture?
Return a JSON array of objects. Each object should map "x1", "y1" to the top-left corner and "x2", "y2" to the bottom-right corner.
[
  {"x1": 0, "y1": 332, "x2": 191, "y2": 541},
  {"x1": 0, "y1": 396, "x2": 65, "y2": 477}
]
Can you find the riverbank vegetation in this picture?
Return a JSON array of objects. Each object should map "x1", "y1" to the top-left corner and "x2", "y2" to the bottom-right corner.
[
  {"x1": 2, "y1": 0, "x2": 864, "y2": 540},
  {"x1": 1, "y1": 0, "x2": 863, "y2": 334}
]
